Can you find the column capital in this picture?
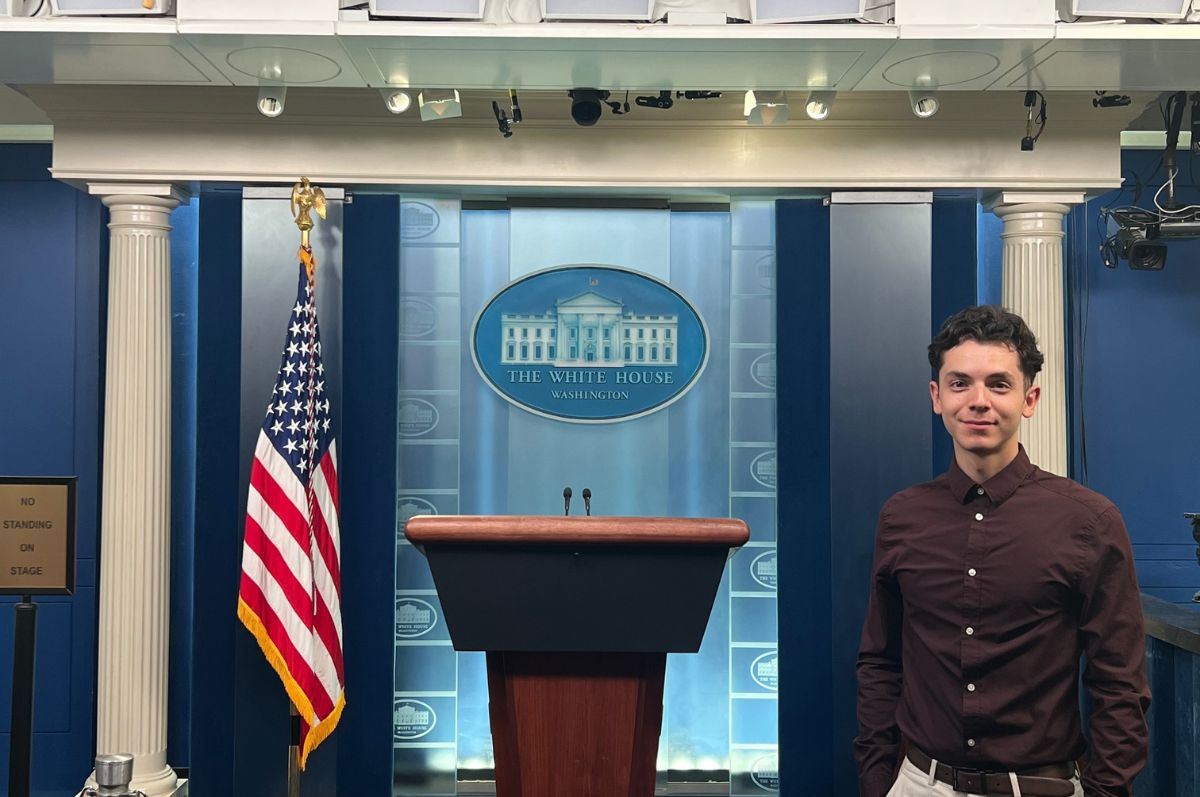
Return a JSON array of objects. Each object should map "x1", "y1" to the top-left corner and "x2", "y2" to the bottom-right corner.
[
  {"x1": 987, "y1": 191, "x2": 1086, "y2": 216},
  {"x1": 87, "y1": 182, "x2": 190, "y2": 207}
]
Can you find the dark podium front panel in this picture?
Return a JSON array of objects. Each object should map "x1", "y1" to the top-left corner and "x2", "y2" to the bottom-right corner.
[{"x1": 424, "y1": 543, "x2": 730, "y2": 652}]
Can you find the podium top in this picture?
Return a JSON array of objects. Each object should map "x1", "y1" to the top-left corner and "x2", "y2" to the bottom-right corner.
[{"x1": 405, "y1": 515, "x2": 749, "y2": 547}]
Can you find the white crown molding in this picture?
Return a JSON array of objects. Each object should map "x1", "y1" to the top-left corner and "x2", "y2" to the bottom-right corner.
[{"x1": 25, "y1": 85, "x2": 1151, "y2": 194}]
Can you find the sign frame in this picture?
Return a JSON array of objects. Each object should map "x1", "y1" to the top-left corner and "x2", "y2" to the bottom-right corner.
[{"x1": 0, "y1": 476, "x2": 77, "y2": 596}]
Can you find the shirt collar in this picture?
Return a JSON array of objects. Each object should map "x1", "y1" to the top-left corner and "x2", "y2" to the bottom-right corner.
[{"x1": 945, "y1": 445, "x2": 1035, "y2": 505}]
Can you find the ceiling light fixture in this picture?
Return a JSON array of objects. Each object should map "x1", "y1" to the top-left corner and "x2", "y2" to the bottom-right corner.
[
  {"x1": 743, "y1": 90, "x2": 790, "y2": 126},
  {"x1": 418, "y1": 89, "x2": 463, "y2": 122},
  {"x1": 908, "y1": 89, "x2": 939, "y2": 119},
  {"x1": 381, "y1": 88, "x2": 412, "y2": 114},
  {"x1": 804, "y1": 90, "x2": 835, "y2": 121},
  {"x1": 257, "y1": 86, "x2": 286, "y2": 119}
]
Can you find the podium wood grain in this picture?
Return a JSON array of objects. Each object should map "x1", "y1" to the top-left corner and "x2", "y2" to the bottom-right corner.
[{"x1": 487, "y1": 651, "x2": 666, "y2": 797}]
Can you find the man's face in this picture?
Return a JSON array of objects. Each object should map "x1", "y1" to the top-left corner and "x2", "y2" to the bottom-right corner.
[{"x1": 930, "y1": 339, "x2": 1040, "y2": 463}]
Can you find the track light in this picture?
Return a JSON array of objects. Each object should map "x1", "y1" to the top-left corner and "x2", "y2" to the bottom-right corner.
[
  {"x1": 257, "y1": 86, "x2": 286, "y2": 118},
  {"x1": 908, "y1": 89, "x2": 939, "y2": 119},
  {"x1": 381, "y1": 88, "x2": 412, "y2": 114},
  {"x1": 743, "y1": 90, "x2": 789, "y2": 126},
  {"x1": 804, "y1": 90, "x2": 835, "y2": 121},
  {"x1": 418, "y1": 89, "x2": 462, "y2": 122}
]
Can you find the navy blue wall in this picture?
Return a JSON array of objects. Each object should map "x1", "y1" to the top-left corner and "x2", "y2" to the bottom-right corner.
[
  {"x1": 1066, "y1": 150, "x2": 1200, "y2": 605},
  {"x1": 0, "y1": 145, "x2": 103, "y2": 797},
  {"x1": 776, "y1": 196, "x2": 979, "y2": 797}
]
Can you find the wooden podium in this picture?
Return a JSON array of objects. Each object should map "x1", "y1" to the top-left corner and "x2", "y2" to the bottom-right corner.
[{"x1": 405, "y1": 515, "x2": 749, "y2": 797}]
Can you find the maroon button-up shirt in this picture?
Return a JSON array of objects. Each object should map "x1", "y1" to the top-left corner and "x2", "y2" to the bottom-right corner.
[{"x1": 855, "y1": 447, "x2": 1150, "y2": 797}]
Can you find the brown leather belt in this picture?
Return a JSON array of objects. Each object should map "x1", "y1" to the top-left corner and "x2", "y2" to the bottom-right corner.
[{"x1": 906, "y1": 747, "x2": 1076, "y2": 796}]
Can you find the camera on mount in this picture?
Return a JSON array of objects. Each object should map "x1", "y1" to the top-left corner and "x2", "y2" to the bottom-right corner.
[
  {"x1": 1114, "y1": 227, "x2": 1167, "y2": 271},
  {"x1": 1093, "y1": 92, "x2": 1132, "y2": 109},
  {"x1": 569, "y1": 88, "x2": 610, "y2": 126},
  {"x1": 635, "y1": 90, "x2": 674, "y2": 110}
]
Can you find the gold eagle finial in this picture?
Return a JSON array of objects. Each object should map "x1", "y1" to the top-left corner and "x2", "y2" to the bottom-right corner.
[{"x1": 291, "y1": 177, "x2": 327, "y2": 251}]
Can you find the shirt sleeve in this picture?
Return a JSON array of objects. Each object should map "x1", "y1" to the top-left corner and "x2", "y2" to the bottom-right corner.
[
  {"x1": 1076, "y1": 506, "x2": 1151, "y2": 797},
  {"x1": 854, "y1": 506, "x2": 904, "y2": 797}
]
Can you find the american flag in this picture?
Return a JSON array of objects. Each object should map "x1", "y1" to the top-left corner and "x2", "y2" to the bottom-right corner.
[{"x1": 238, "y1": 256, "x2": 344, "y2": 768}]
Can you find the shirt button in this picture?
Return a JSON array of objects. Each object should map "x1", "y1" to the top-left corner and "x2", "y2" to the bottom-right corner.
[
  {"x1": 968, "y1": 568, "x2": 977, "y2": 577},
  {"x1": 976, "y1": 487, "x2": 985, "y2": 495},
  {"x1": 967, "y1": 683, "x2": 976, "y2": 692},
  {"x1": 965, "y1": 626, "x2": 975, "y2": 635},
  {"x1": 974, "y1": 512, "x2": 984, "y2": 521},
  {"x1": 967, "y1": 739, "x2": 976, "y2": 748}
]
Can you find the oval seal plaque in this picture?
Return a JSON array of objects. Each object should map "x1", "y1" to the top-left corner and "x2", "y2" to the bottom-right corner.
[
  {"x1": 750, "y1": 650, "x2": 779, "y2": 691},
  {"x1": 393, "y1": 697, "x2": 437, "y2": 741},
  {"x1": 397, "y1": 398, "x2": 440, "y2": 437},
  {"x1": 750, "y1": 450, "x2": 777, "y2": 490},
  {"x1": 750, "y1": 549, "x2": 778, "y2": 590},
  {"x1": 471, "y1": 266, "x2": 709, "y2": 423},
  {"x1": 395, "y1": 596, "x2": 438, "y2": 639},
  {"x1": 400, "y1": 200, "x2": 440, "y2": 240},
  {"x1": 750, "y1": 754, "x2": 780, "y2": 791}
]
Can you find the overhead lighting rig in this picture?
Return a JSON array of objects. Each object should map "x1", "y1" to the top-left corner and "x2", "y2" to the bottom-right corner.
[
  {"x1": 1093, "y1": 91, "x2": 1132, "y2": 109},
  {"x1": 257, "y1": 86, "x2": 286, "y2": 118},
  {"x1": 381, "y1": 88, "x2": 412, "y2": 114},
  {"x1": 908, "y1": 89, "x2": 939, "y2": 119},
  {"x1": 1100, "y1": 90, "x2": 1200, "y2": 271},
  {"x1": 804, "y1": 91, "x2": 835, "y2": 121},
  {"x1": 1020, "y1": 90, "x2": 1047, "y2": 151},
  {"x1": 493, "y1": 89, "x2": 522, "y2": 138}
]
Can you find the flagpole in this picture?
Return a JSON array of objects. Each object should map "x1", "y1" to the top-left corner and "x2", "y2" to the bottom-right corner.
[
  {"x1": 286, "y1": 176, "x2": 326, "y2": 797},
  {"x1": 288, "y1": 704, "x2": 301, "y2": 797}
]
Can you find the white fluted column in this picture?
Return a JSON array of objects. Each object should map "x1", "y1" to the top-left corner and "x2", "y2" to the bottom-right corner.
[
  {"x1": 86, "y1": 184, "x2": 188, "y2": 797},
  {"x1": 992, "y1": 193, "x2": 1082, "y2": 477}
]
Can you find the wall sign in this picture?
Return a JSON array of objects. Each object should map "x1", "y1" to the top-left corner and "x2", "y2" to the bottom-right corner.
[
  {"x1": 470, "y1": 265, "x2": 709, "y2": 423},
  {"x1": 0, "y1": 476, "x2": 76, "y2": 595}
]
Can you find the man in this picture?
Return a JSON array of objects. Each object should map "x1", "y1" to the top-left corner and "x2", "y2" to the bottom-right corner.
[{"x1": 855, "y1": 305, "x2": 1150, "y2": 797}]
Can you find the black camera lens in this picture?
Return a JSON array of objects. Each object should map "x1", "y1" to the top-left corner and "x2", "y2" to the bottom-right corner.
[{"x1": 569, "y1": 89, "x2": 609, "y2": 126}]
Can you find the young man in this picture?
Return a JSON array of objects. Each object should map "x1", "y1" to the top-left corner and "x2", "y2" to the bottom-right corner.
[{"x1": 855, "y1": 305, "x2": 1150, "y2": 797}]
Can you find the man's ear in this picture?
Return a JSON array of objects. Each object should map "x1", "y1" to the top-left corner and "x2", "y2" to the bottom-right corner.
[
  {"x1": 930, "y1": 379, "x2": 943, "y2": 416},
  {"x1": 1022, "y1": 383, "x2": 1041, "y2": 419}
]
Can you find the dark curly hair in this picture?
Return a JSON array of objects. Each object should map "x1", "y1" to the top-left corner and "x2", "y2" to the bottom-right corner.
[{"x1": 928, "y1": 305, "x2": 1044, "y2": 385}]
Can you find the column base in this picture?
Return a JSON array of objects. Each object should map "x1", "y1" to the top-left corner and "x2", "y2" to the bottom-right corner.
[{"x1": 82, "y1": 768, "x2": 183, "y2": 797}]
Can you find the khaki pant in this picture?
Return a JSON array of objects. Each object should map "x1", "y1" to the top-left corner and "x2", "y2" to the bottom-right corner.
[{"x1": 885, "y1": 756, "x2": 1084, "y2": 797}]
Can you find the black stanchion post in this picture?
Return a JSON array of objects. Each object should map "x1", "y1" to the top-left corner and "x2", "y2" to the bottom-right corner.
[{"x1": 8, "y1": 594, "x2": 37, "y2": 797}]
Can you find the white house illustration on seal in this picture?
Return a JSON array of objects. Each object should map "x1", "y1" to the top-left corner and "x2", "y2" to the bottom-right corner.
[{"x1": 500, "y1": 290, "x2": 678, "y2": 367}]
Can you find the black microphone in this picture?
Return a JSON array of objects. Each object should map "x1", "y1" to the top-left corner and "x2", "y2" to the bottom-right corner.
[
  {"x1": 563, "y1": 486, "x2": 572, "y2": 516},
  {"x1": 582, "y1": 488, "x2": 592, "y2": 516}
]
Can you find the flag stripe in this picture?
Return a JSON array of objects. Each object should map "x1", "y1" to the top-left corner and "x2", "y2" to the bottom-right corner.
[
  {"x1": 313, "y1": 455, "x2": 343, "y2": 578},
  {"x1": 256, "y1": 437, "x2": 342, "y2": 635},
  {"x1": 245, "y1": 478, "x2": 313, "y2": 595},
  {"x1": 242, "y1": 515, "x2": 313, "y2": 628}
]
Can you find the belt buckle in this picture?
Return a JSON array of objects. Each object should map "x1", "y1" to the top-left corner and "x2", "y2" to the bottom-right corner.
[{"x1": 952, "y1": 767, "x2": 989, "y2": 795}]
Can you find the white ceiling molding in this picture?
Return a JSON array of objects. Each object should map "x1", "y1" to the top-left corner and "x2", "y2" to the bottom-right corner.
[{"x1": 24, "y1": 85, "x2": 1150, "y2": 194}]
